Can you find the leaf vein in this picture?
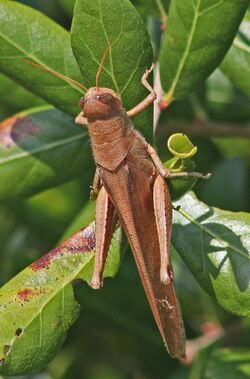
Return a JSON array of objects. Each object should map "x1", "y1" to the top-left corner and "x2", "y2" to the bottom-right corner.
[
  {"x1": 98, "y1": 0, "x2": 120, "y2": 94},
  {"x1": 0, "y1": 133, "x2": 86, "y2": 166},
  {"x1": 198, "y1": 1, "x2": 223, "y2": 17},
  {"x1": 120, "y1": 51, "x2": 145, "y2": 95},
  {"x1": 177, "y1": 207, "x2": 250, "y2": 260},
  {"x1": 166, "y1": 0, "x2": 201, "y2": 101},
  {"x1": 0, "y1": 31, "x2": 82, "y2": 94}
]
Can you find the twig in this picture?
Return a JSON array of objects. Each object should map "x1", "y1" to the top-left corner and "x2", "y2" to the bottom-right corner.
[
  {"x1": 158, "y1": 120, "x2": 250, "y2": 139},
  {"x1": 153, "y1": 63, "x2": 164, "y2": 133}
]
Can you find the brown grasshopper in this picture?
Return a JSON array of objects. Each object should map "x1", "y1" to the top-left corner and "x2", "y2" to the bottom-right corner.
[{"x1": 24, "y1": 47, "x2": 209, "y2": 358}]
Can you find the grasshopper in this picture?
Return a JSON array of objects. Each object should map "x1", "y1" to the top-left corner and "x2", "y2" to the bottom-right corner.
[{"x1": 24, "y1": 46, "x2": 209, "y2": 358}]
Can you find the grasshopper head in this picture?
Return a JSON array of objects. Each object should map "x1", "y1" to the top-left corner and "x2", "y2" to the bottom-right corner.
[{"x1": 80, "y1": 87, "x2": 123, "y2": 119}]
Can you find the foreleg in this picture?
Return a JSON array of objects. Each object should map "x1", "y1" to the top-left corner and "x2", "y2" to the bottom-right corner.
[
  {"x1": 90, "y1": 168, "x2": 102, "y2": 200},
  {"x1": 75, "y1": 111, "x2": 88, "y2": 125},
  {"x1": 127, "y1": 64, "x2": 156, "y2": 118}
]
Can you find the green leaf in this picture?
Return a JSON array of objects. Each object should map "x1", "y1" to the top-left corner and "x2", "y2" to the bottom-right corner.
[
  {"x1": 160, "y1": 0, "x2": 249, "y2": 104},
  {"x1": 0, "y1": 222, "x2": 122, "y2": 376},
  {"x1": 163, "y1": 133, "x2": 199, "y2": 200},
  {"x1": 71, "y1": 0, "x2": 153, "y2": 139},
  {"x1": 0, "y1": 1, "x2": 83, "y2": 115},
  {"x1": 172, "y1": 192, "x2": 250, "y2": 317},
  {"x1": 0, "y1": 74, "x2": 45, "y2": 120},
  {"x1": 204, "y1": 349, "x2": 250, "y2": 379},
  {"x1": 0, "y1": 107, "x2": 94, "y2": 200},
  {"x1": 221, "y1": 10, "x2": 250, "y2": 98},
  {"x1": 167, "y1": 133, "x2": 197, "y2": 158}
]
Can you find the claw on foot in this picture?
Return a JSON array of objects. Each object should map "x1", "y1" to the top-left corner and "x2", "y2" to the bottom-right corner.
[
  {"x1": 202, "y1": 173, "x2": 212, "y2": 179},
  {"x1": 160, "y1": 269, "x2": 171, "y2": 285},
  {"x1": 142, "y1": 63, "x2": 154, "y2": 81},
  {"x1": 90, "y1": 186, "x2": 98, "y2": 201},
  {"x1": 90, "y1": 274, "x2": 103, "y2": 289}
]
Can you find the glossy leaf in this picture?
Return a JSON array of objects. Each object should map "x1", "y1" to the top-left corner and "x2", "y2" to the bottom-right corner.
[
  {"x1": 221, "y1": 10, "x2": 250, "y2": 98},
  {"x1": 71, "y1": 0, "x2": 153, "y2": 139},
  {"x1": 0, "y1": 1, "x2": 83, "y2": 115},
  {"x1": 160, "y1": 0, "x2": 249, "y2": 104},
  {"x1": 0, "y1": 108, "x2": 94, "y2": 200},
  {"x1": 0, "y1": 74, "x2": 45, "y2": 120},
  {"x1": 172, "y1": 192, "x2": 250, "y2": 317},
  {"x1": 0, "y1": 222, "x2": 122, "y2": 376}
]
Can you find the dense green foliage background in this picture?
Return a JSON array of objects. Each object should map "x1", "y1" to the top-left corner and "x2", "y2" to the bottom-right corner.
[{"x1": 0, "y1": 0, "x2": 249, "y2": 378}]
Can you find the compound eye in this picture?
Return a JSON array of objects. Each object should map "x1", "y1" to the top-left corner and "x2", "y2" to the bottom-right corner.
[
  {"x1": 96, "y1": 93, "x2": 114, "y2": 103},
  {"x1": 103, "y1": 93, "x2": 113, "y2": 102},
  {"x1": 79, "y1": 97, "x2": 87, "y2": 108}
]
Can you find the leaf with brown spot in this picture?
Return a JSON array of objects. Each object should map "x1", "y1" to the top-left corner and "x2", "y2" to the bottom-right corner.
[
  {"x1": 0, "y1": 222, "x2": 122, "y2": 376},
  {"x1": 0, "y1": 107, "x2": 94, "y2": 200}
]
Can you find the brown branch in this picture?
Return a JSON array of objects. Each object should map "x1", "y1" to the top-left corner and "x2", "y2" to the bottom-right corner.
[{"x1": 158, "y1": 120, "x2": 250, "y2": 139}]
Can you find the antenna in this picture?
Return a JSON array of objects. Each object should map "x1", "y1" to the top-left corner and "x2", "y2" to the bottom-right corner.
[
  {"x1": 23, "y1": 59, "x2": 88, "y2": 92},
  {"x1": 95, "y1": 41, "x2": 112, "y2": 90}
]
